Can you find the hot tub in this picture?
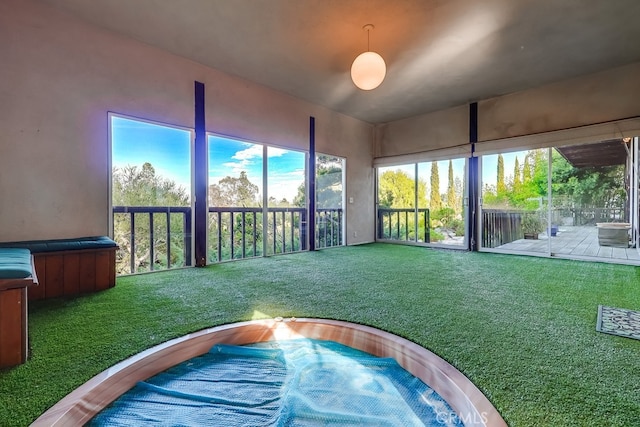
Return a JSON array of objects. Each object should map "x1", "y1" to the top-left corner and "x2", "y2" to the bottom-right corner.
[{"x1": 31, "y1": 318, "x2": 506, "y2": 427}]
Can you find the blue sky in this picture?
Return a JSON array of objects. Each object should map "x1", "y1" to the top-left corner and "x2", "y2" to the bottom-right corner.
[
  {"x1": 208, "y1": 135, "x2": 305, "y2": 202},
  {"x1": 111, "y1": 114, "x2": 532, "y2": 203},
  {"x1": 111, "y1": 115, "x2": 305, "y2": 202},
  {"x1": 111, "y1": 116, "x2": 192, "y2": 190}
]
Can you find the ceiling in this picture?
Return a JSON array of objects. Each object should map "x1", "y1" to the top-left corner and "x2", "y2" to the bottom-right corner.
[{"x1": 39, "y1": 0, "x2": 640, "y2": 124}]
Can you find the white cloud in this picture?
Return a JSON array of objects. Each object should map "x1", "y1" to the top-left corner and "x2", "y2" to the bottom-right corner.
[{"x1": 233, "y1": 144, "x2": 262, "y2": 161}]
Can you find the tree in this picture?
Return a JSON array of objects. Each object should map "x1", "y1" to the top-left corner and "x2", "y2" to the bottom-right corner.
[
  {"x1": 513, "y1": 157, "x2": 522, "y2": 193},
  {"x1": 497, "y1": 154, "x2": 506, "y2": 196},
  {"x1": 379, "y1": 169, "x2": 422, "y2": 208},
  {"x1": 293, "y1": 154, "x2": 342, "y2": 208},
  {"x1": 378, "y1": 169, "x2": 427, "y2": 241},
  {"x1": 430, "y1": 163, "x2": 441, "y2": 210},
  {"x1": 550, "y1": 149, "x2": 626, "y2": 210},
  {"x1": 209, "y1": 171, "x2": 259, "y2": 207},
  {"x1": 446, "y1": 160, "x2": 457, "y2": 209},
  {"x1": 523, "y1": 154, "x2": 532, "y2": 183},
  {"x1": 112, "y1": 162, "x2": 190, "y2": 274},
  {"x1": 113, "y1": 162, "x2": 189, "y2": 207},
  {"x1": 315, "y1": 156, "x2": 343, "y2": 209}
]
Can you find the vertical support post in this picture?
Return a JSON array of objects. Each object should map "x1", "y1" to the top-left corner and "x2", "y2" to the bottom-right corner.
[
  {"x1": 216, "y1": 212, "x2": 222, "y2": 262},
  {"x1": 230, "y1": 213, "x2": 235, "y2": 260},
  {"x1": 308, "y1": 117, "x2": 316, "y2": 251},
  {"x1": 468, "y1": 102, "x2": 479, "y2": 251},
  {"x1": 183, "y1": 210, "x2": 192, "y2": 266},
  {"x1": 129, "y1": 211, "x2": 135, "y2": 274},
  {"x1": 149, "y1": 212, "x2": 155, "y2": 271},
  {"x1": 194, "y1": 81, "x2": 207, "y2": 266},
  {"x1": 262, "y1": 145, "x2": 269, "y2": 257},
  {"x1": 166, "y1": 210, "x2": 171, "y2": 269}
]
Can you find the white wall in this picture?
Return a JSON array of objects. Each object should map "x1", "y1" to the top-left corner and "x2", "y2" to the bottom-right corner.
[{"x1": 0, "y1": 0, "x2": 374, "y2": 244}]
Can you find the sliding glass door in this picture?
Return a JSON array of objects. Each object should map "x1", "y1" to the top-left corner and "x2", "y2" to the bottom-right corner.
[
  {"x1": 315, "y1": 154, "x2": 345, "y2": 248},
  {"x1": 479, "y1": 149, "x2": 548, "y2": 255},
  {"x1": 479, "y1": 136, "x2": 640, "y2": 264},
  {"x1": 376, "y1": 156, "x2": 467, "y2": 248}
]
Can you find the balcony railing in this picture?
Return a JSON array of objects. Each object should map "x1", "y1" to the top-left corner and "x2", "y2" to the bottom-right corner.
[
  {"x1": 113, "y1": 206, "x2": 192, "y2": 275},
  {"x1": 113, "y1": 206, "x2": 343, "y2": 274},
  {"x1": 208, "y1": 207, "x2": 306, "y2": 262},
  {"x1": 316, "y1": 208, "x2": 343, "y2": 249},
  {"x1": 377, "y1": 207, "x2": 430, "y2": 243}
]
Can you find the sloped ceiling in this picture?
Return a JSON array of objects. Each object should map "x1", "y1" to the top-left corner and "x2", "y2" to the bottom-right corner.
[{"x1": 39, "y1": 0, "x2": 640, "y2": 124}]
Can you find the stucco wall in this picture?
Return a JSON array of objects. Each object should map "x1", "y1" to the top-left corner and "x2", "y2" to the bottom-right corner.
[
  {"x1": 0, "y1": 0, "x2": 374, "y2": 244},
  {"x1": 375, "y1": 62, "x2": 640, "y2": 160},
  {"x1": 478, "y1": 62, "x2": 640, "y2": 142},
  {"x1": 374, "y1": 105, "x2": 469, "y2": 158}
]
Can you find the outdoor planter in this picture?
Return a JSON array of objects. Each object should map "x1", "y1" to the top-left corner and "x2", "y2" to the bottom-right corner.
[
  {"x1": 596, "y1": 223, "x2": 631, "y2": 248},
  {"x1": 521, "y1": 212, "x2": 544, "y2": 240}
]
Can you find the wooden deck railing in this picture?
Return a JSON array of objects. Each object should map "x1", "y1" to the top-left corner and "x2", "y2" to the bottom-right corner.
[
  {"x1": 481, "y1": 207, "x2": 626, "y2": 248},
  {"x1": 481, "y1": 210, "x2": 523, "y2": 248}
]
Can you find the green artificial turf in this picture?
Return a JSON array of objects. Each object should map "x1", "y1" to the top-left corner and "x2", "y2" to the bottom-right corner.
[{"x1": 1, "y1": 243, "x2": 639, "y2": 426}]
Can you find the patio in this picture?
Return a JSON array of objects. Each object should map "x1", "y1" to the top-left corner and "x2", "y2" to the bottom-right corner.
[{"x1": 496, "y1": 226, "x2": 640, "y2": 263}]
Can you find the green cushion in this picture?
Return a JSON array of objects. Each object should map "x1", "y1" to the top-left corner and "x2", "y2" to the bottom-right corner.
[
  {"x1": 0, "y1": 236, "x2": 117, "y2": 253},
  {"x1": 0, "y1": 248, "x2": 33, "y2": 279}
]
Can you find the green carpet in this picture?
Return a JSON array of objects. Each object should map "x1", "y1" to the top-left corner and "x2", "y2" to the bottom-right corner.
[
  {"x1": 596, "y1": 305, "x2": 640, "y2": 340},
  {"x1": 1, "y1": 243, "x2": 639, "y2": 426}
]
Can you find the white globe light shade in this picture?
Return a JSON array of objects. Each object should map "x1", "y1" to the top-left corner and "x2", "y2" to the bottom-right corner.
[{"x1": 351, "y1": 51, "x2": 386, "y2": 90}]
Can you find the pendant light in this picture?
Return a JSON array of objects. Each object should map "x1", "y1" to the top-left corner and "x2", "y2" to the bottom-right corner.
[{"x1": 351, "y1": 24, "x2": 386, "y2": 90}]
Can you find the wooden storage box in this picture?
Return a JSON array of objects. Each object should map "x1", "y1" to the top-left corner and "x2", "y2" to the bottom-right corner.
[
  {"x1": 29, "y1": 247, "x2": 116, "y2": 300},
  {"x1": 0, "y1": 237, "x2": 117, "y2": 301},
  {"x1": 0, "y1": 249, "x2": 38, "y2": 368}
]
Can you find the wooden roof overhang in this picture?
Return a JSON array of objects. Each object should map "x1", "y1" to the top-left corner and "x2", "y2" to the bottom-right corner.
[{"x1": 556, "y1": 139, "x2": 629, "y2": 168}]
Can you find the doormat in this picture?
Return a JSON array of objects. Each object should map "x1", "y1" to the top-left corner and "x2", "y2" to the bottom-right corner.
[{"x1": 596, "y1": 305, "x2": 640, "y2": 341}]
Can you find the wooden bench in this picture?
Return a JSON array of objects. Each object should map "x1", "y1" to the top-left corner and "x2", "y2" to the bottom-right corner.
[
  {"x1": 0, "y1": 248, "x2": 38, "y2": 368},
  {"x1": 0, "y1": 237, "x2": 118, "y2": 301}
]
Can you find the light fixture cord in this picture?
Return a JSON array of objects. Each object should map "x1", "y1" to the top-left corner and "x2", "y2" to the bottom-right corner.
[{"x1": 367, "y1": 28, "x2": 370, "y2": 51}]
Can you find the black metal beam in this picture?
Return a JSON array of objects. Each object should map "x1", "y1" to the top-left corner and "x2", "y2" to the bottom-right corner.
[
  {"x1": 468, "y1": 102, "x2": 479, "y2": 251},
  {"x1": 308, "y1": 116, "x2": 316, "y2": 251},
  {"x1": 194, "y1": 81, "x2": 207, "y2": 266}
]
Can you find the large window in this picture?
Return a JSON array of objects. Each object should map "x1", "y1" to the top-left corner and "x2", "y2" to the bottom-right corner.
[
  {"x1": 110, "y1": 115, "x2": 193, "y2": 274},
  {"x1": 266, "y1": 146, "x2": 306, "y2": 255},
  {"x1": 315, "y1": 154, "x2": 346, "y2": 248},
  {"x1": 208, "y1": 136, "x2": 263, "y2": 262},
  {"x1": 376, "y1": 157, "x2": 467, "y2": 247},
  {"x1": 418, "y1": 158, "x2": 467, "y2": 246},
  {"x1": 207, "y1": 135, "x2": 307, "y2": 262}
]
